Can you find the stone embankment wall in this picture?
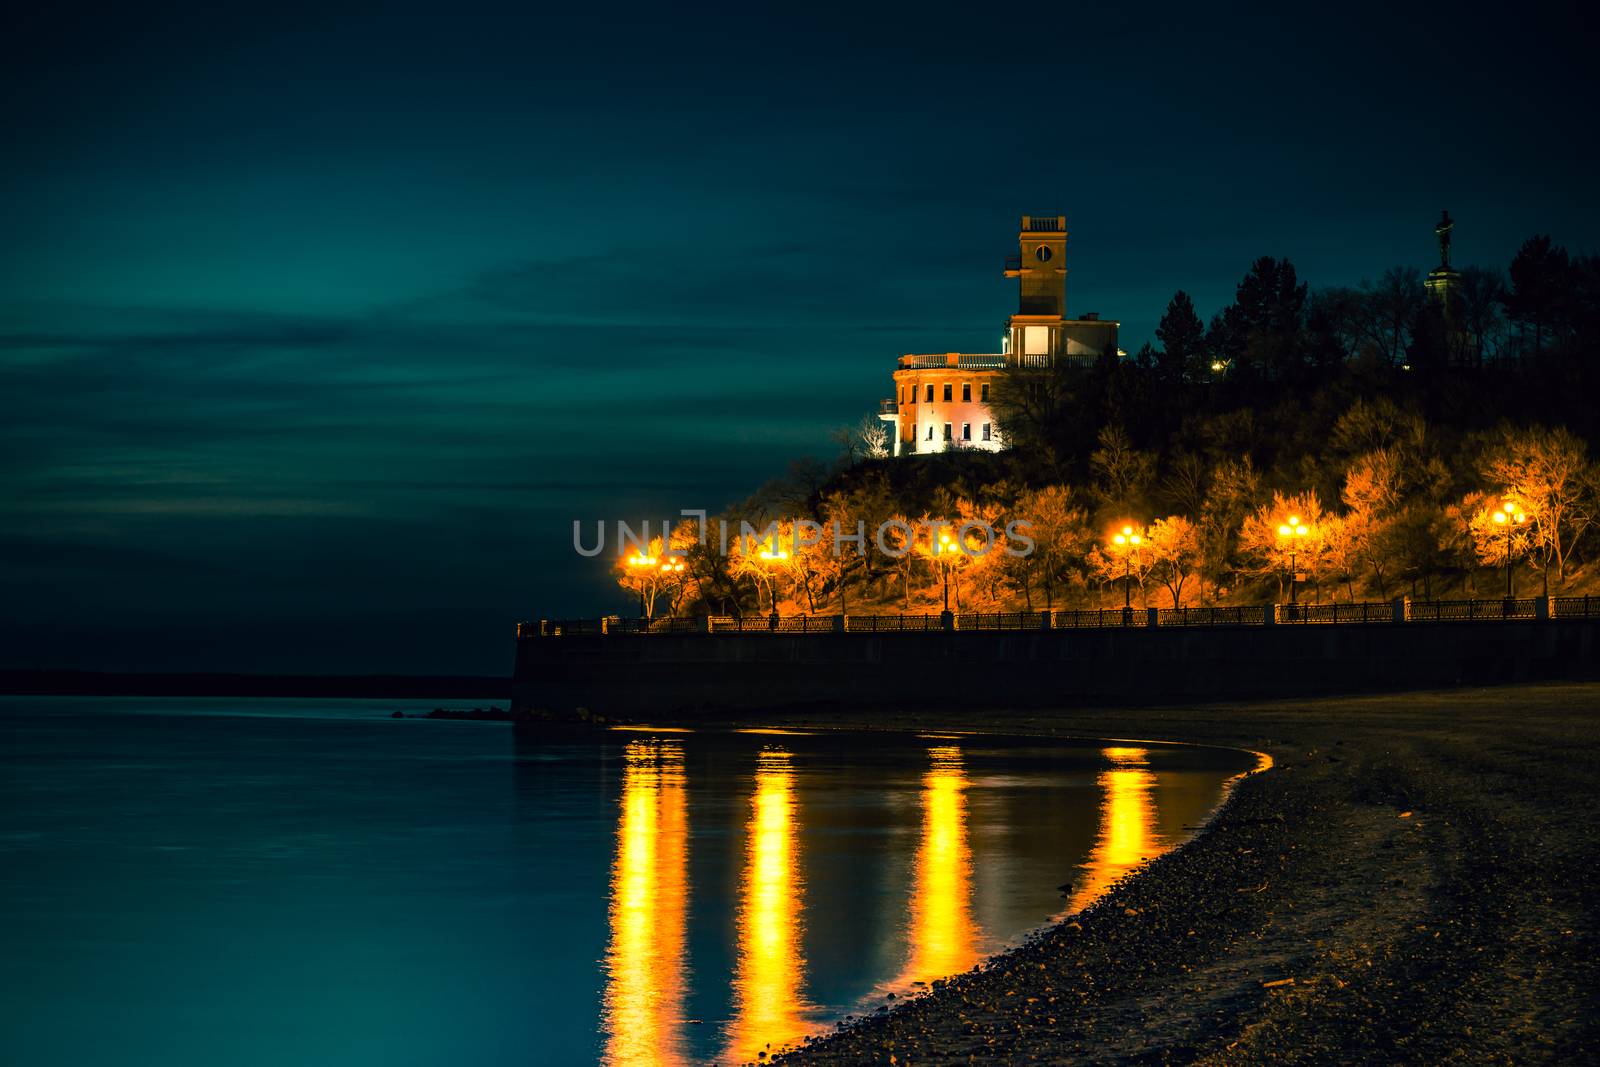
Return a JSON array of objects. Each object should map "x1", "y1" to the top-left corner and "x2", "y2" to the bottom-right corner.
[{"x1": 511, "y1": 618, "x2": 1600, "y2": 718}]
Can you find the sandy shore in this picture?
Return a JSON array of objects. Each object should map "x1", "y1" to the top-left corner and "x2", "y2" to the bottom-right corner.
[{"x1": 749, "y1": 682, "x2": 1600, "y2": 1065}]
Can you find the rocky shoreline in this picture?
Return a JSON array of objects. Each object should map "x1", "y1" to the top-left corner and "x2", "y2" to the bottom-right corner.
[{"x1": 755, "y1": 683, "x2": 1599, "y2": 1065}]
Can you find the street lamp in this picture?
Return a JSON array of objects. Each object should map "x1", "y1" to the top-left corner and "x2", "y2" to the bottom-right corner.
[
  {"x1": 625, "y1": 552, "x2": 657, "y2": 618},
  {"x1": 1491, "y1": 500, "x2": 1526, "y2": 607},
  {"x1": 757, "y1": 539, "x2": 789, "y2": 624},
  {"x1": 1276, "y1": 515, "x2": 1310, "y2": 612},
  {"x1": 933, "y1": 530, "x2": 959, "y2": 613},
  {"x1": 1111, "y1": 524, "x2": 1143, "y2": 622}
]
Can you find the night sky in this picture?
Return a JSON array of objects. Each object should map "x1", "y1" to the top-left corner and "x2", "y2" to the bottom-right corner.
[{"x1": 4, "y1": 5, "x2": 1596, "y2": 675}]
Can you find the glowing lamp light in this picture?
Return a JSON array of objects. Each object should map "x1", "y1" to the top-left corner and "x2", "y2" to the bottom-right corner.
[
  {"x1": 1278, "y1": 515, "x2": 1309, "y2": 539},
  {"x1": 1494, "y1": 501, "x2": 1526, "y2": 526},
  {"x1": 1112, "y1": 525, "x2": 1141, "y2": 548},
  {"x1": 626, "y1": 553, "x2": 658, "y2": 568}
]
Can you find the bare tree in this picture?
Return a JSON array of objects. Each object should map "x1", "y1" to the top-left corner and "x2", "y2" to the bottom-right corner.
[{"x1": 856, "y1": 416, "x2": 890, "y2": 460}]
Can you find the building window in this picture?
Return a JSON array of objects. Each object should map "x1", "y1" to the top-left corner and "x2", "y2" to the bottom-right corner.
[
  {"x1": 961, "y1": 383, "x2": 971, "y2": 402},
  {"x1": 981, "y1": 423, "x2": 992, "y2": 441},
  {"x1": 925, "y1": 384, "x2": 934, "y2": 403},
  {"x1": 1024, "y1": 325, "x2": 1048, "y2": 355},
  {"x1": 962, "y1": 423, "x2": 971, "y2": 440},
  {"x1": 981, "y1": 383, "x2": 989, "y2": 403},
  {"x1": 943, "y1": 423, "x2": 952, "y2": 441},
  {"x1": 926, "y1": 424, "x2": 934, "y2": 441},
  {"x1": 942, "y1": 383, "x2": 952, "y2": 402}
]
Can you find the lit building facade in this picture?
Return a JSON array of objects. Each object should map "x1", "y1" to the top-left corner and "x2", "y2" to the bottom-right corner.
[{"x1": 879, "y1": 215, "x2": 1119, "y2": 455}]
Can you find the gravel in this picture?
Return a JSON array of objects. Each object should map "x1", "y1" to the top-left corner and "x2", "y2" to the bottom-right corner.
[{"x1": 750, "y1": 682, "x2": 1600, "y2": 1065}]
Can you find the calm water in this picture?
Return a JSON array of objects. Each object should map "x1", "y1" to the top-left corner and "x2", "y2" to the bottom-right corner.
[{"x1": 0, "y1": 698, "x2": 1256, "y2": 1066}]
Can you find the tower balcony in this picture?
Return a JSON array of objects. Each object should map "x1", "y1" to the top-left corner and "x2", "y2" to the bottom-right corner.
[
  {"x1": 897, "y1": 353, "x2": 1007, "y2": 370},
  {"x1": 878, "y1": 398, "x2": 898, "y2": 419}
]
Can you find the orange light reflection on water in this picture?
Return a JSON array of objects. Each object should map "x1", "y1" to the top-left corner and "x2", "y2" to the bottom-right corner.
[
  {"x1": 1066, "y1": 745, "x2": 1162, "y2": 914},
  {"x1": 601, "y1": 741, "x2": 690, "y2": 1067},
  {"x1": 894, "y1": 745, "x2": 981, "y2": 986},
  {"x1": 725, "y1": 749, "x2": 815, "y2": 1063}
]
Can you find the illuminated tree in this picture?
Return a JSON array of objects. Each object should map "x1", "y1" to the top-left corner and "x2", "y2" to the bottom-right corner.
[
  {"x1": 918, "y1": 520, "x2": 972, "y2": 612},
  {"x1": 665, "y1": 516, "x2": 738, "y2": 617},
  {"x1": 832, "y1": 417, "x2": 892, "y2": 465},
  {"x1": 1145, "y1": 515, "x2": 1202, "y2": 608},
  {"x1": 857, "y1": 416, "x2": 890, "y2": 460},
  {"x1": 1196, "y1": 457, "x2": 1262, "y2": 603},
  {"x1": 614, "y1": 535, "x2": 686, "y2": 619},
  {"x1": 940, "y1": 498, "x2": 1006, "y2": 610},
  {"x1": 729, "y1": 525, "x2": 787, "y2": 612},
  {"x1": 1463, "y1": 492, "x2": 1535, "y2": 591},
  {"x1": 1011, "y1": 486, "x2": 1093, "y2": 610},
  {"x1": 1340, "y1": 450, "x2": 1403, "y2": 598},
  {"x1": 1087, "y1": 524, "x2": 1156, "y2": 608},
  {"x1": 1238, "y1": 492, "x2": 1327, "y2": 599},
  {"x1": 1319, "y1": 513, "x2": 1365, "y2": 602},
  {"x1": 1478, "y1": 426, "x2": 1597, "y2": 589},
  {"x1": 877, "y1": 514, "x2": 924, "y2": 610},
  {"x1": 816, "y1": 494, "x2": 861, "y2": 613}
]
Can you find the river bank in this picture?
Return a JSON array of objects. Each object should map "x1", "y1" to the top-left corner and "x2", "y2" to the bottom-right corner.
[{"x1": 749, "y1": 682, "x2": 1599, "y2": 1065}]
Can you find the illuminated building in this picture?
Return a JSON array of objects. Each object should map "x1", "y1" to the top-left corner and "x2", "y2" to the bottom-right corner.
[{"x1": 878, "y1": 215, "x2": 1120, "y2": 455}]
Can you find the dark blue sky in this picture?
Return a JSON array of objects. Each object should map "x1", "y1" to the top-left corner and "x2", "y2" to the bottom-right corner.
[{"x1": 3, "y1": 4, "x2": 1595, "y2": 674}]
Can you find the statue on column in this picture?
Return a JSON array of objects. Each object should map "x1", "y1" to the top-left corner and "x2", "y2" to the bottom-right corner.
[{"x1": 1434, "y1": 209, "x2": 1454, "y2": 269}]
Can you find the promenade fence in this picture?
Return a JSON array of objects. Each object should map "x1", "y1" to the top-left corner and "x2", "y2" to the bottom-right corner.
[{"x1": 521, "y1": 595, "x2": 1600, "y2": 638}]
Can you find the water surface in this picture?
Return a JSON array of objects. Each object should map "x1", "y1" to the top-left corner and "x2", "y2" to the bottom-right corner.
[{"x1": 0, "y1": 698, "x2": 1255, "y2": 1065}]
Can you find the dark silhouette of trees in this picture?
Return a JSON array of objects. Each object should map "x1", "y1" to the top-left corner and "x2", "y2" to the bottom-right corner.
[
  {"x1": 1456, "y1": 266, "x2": 1507, "y2": 365},
  {"x1": 1155, "y1": 290, "x2": 1206, "y2": 386},
  {"x1": 1505, "y1": 235, "x2": 1571, "y2": 357},
  {"x1": 1214, "y1": 256, "x2": 1308, "y2": 379}
]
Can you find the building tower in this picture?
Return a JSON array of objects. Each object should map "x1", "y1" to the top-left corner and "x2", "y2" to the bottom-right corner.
[
  {"x1": 876, "y1": 215, "x2": 1120, "y2": 456},
  {"x1": 1002, "y1": 215, "x2": 1118, "y2": 366},
  {"x1": 1011, "y1": 214, "x2": 1069, "y2": 316}
]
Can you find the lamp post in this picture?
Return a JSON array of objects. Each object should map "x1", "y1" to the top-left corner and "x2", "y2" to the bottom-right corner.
[
  {"x1": 625, "y1": 552, "x2": 657, "y2": 618},
  {"x1": 1276, "y1": 515, "x2": 1310, "y2": 615},
  {"x1": 758, "y1": 540, "x2": 788, "y2": 627},
  {"x1": 934, "y1": 530, "x2": 957, "y2": 613},
  {"x1": 1491, "y1": 500, "x2": 1526, "y2": 609},
  {"x1": 1111, "y1": 525, "x2": 1142, "y2": 624},
  {"x1": 657, "y1": 555, "x2": 685, "y2": 617}
]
